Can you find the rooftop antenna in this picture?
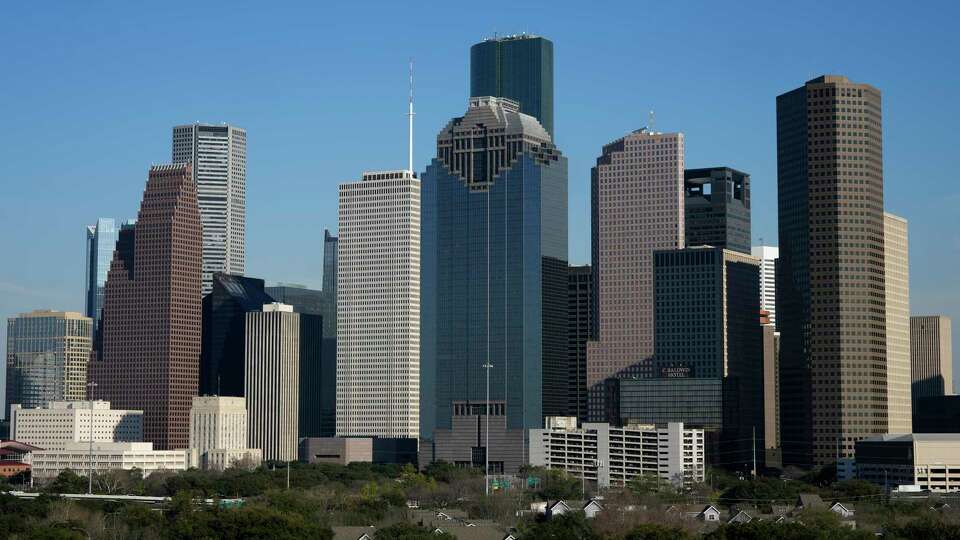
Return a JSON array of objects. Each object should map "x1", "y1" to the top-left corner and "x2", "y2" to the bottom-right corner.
[
  {"x1": 407, "y1": 57, "x2": 415, "y2": 175},
  {"x1": 649, "y1": 110, "x2": 656, "y2": 133}
]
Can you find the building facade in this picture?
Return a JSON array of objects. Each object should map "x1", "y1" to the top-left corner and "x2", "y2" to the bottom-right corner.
[
  {"x1": 189, "y1": 396, "x2": 261, "y2": 470},
  {"x1": 529, "y1": 418, "x2": 705, "y2": 488},
  {"x1": 10, "y1": 401, "x2": 142, "y2": 451},
  {"x1": 322, "y1": 229, "x2": 339, "y2": 339},
  {"x1": 31, "y1": 442, "x2": 189, "y2": 481},
  {"x1": 855, "y1": 433, "x2": 960, "y2": 492},
  {"x1": 914, "y1": 396, "x2": 960, "y2": 433},
  {"x1": 91, "y1": 163, "x2": 202, "y2": 450},
  {"x1": 84, "y1": 218, "x2": 118, "y2": 329},
  {"x1": 245, "y1": 303, "x2": 300, "y2": 462},
  {"x1": 911, "y1": 315, "x2": 953, "y2": 413},
  {"x1": 761, "y1": 313, "x2": 781, "y2": 456},
  {"x1": 420, "y1": 97, "x2": 567, "y2": 473},
  {"x1": 568, "y1": 265, "x2": 593, "y2": 423},
  {"x1": 683, "y1": 167, "x2": 751, "y2": 254},
  {"x1": 884, "y1": 213, "x2": 912, "y2": 433},
  {"x1": 201, "y1": 273, "x2": 276, "y2": 397},
  {"x1": 172, "y1": 123, "x2": 246, "y2": 295},
  {"x1": 587, "y1": 129, "x2": 685, "y2": 393},
  {"x1": 776, "y1": 75, "x2": 886, "y2": 466},
  {"x1": 5, "y1": 311, "x2": 93, "y2": 410},
  {"x1": 751, "y1": 246, "x2": 779, "y2": 326},
  {"x1": 337, "y1": 170, "x2": 420, "y2": 439},
  {"x1": 470, "y1": 34, "x2": 554, "y2": 137}
]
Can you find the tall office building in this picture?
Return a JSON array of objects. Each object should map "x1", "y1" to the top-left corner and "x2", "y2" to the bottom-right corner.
[
  {"x1": 751, "y1": 246, "x2": 779, "y2": 326},
  {"x1": 587, "y1": 129, "x2": 685, "y2": 389},
  {"x1": 264, "y1": 285, "x2": 331, "y2": 438},
  {"x1": 5, "y1": 311, "x2": 93, "y2": 410},
  {"x1": 683, "y1": 167, "x2": 751, "y2": 254},
  {"x1": 777, "y1": 75, "x2": 886, "y2": 466},
  {"x1": 84, "y1": 218, "x2": 118, "y2": 330},
  {"x1": 200, "y1": 273, "x2": 276, "y2": 397},
  {"x1": 420, "y1": 97, "x2": 567, "y2": 473},
  {"x1": 172, "y1": 123, "x2": 246, "y2": 295},
  {"x1": 245, "y1": 303, "x2": 300, "y2": 462},
  {"x1": 568, "y1": 266, "x2": 593, "y2": 423},
  {"x1": 884, "y1": 213, "x2": 912, "y2": 433},
  {"x1": 337, "y1": 170, "x2": 420, "y2": 439},
  {"x1": 761, "y1": 311, "x2": 781, "y2": 459},
  {"x1": 911, "y1": 315, "x2": 953, "y2": 410},
  {"x1": 470, "y1": 34, "x2": 554, "y2": 137},
  {"x1": 322, "y1": 230, "x2": 339, "y2": 339},
  {"x1": 91, "y1": 164, "x2": 202, "y2": 450}
]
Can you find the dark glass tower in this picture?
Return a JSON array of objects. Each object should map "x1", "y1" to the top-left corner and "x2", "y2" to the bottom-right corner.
[
  {"x1": 684, "y1": 167, "x2": 751, "y2": 254},
  {"x1": 421, "y1": 97, "x2": 567, "y2": 473},
  {"x1": 200, "y1": 273, "x2": 275, "y2": 397},
  {"x1": 777, "y1": 76, "x2": 886, "y2": 467},
  {"x1": 568, "y1": 265, "x2": 592, "y2": 423},
  {"x1": 470, "y1": 35, "x2": 554, "y2": 137},
  {"x1": 321, "y1": 230, "x2": 338, "y2": 340}
]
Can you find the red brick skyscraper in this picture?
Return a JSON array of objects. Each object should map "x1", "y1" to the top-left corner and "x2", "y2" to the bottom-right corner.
[{"x1": 92, "y1": 164, "x2": 202, "y2": 449}]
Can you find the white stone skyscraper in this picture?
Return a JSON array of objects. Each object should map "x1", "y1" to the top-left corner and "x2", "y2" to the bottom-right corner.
[
  {"x1": 172, "y1": 123, "x2": 246, "y2": 295},
  {"x1": 337, "y1": 170, "x2": 420, "y2": 439},
  {"x1": 751, "y1": 246, "x2": 779, "y2": 325},
  {"x1": 884, "y1": 213, "x2": 912, "y2": 434}
]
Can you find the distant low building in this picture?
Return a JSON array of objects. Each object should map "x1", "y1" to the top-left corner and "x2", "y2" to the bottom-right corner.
[
  {"x1": 190, "y1": 396, "x2": 261, "y2": 470},
  {"x1": 299, "y1": 437, "x2": 372, "y2": 465},
  {"x1": 855, "y1": 433, "x2": 960, "y2": 492},
  {"x1": 529, "y1": 417, "x2": 705, "y2": 489},
  {"x1": 30, "y1": 441, "x2": 190, "y2": 480},
  {"x1": 10, "y1": 401, "x2": 142, "y2": 451}
]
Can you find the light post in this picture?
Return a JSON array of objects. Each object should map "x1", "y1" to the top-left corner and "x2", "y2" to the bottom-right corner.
[{"x1": 86, "y1": 382, "x2": 97, "y2": 495}]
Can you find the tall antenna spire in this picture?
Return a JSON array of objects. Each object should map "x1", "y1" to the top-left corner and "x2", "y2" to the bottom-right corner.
[
  {"x1": 408, "y1": 57, "x2": 415, "y2": 175},
  {"x1": 649, "y1": 109, "x2": 656, "y2": 133}
]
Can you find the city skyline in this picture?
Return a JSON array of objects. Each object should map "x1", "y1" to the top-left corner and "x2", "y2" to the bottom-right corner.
[{"x1": 2, "y1": 2, "x2": 960, "y2": 411}]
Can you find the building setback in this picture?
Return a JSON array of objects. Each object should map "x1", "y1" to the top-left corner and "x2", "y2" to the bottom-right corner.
[
  {"x1": 910, "y1": 315, "x2": 953, "y2": 411},
  {"x1": 245, "y1": 303, "x2": 300, "y2": 462},
  {"x1": 470, "y1": 34, "x2": 554, "y2": 137},
  {"x1": 337, "y1": 170, "x2": 420, "y2": 439},
  {"x1": 751, "y1": 246, "x2": 779, "y2": 326},
  {"x1": 884, "y1": 213, "x2": 912, "y2": 434},
  {"x1": 587, "y1": 129, "x2": 685, "y2": 396},
  {"x1": 5, "y1": 311, "x2": 93, "y2": 410},
  {"x1": 567, "y1": 265, "x2": 593, "y2": 423},
  {"x1": 91, "y1": 163, "x2": 202, "y2": 450},
  {"x1": 420, "y1": 97, "x2": 567, "y2": 473},
  {"x1": 172, "y1": 123, "x2": 246, "y2": 295},
  {"x1": 683, "y1": 167, "x2": 751, "y2": 254},
  {"x1": 776, "y1": 75, "x2": 886, "y2": 466}
]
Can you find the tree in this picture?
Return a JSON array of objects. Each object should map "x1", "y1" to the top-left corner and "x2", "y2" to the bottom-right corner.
[
  {"x1": 375, "y1": 522, "x2": 455, "y2": 540},
  {"x1": 45, "y1": 470, "x2": 88, "y2": 494},
  {"x1": 519, "y1": 513, "x2": 598, "y2": 540},
  {"x1": 624, "y1": 523, "x2": 693, "y2": 540}
]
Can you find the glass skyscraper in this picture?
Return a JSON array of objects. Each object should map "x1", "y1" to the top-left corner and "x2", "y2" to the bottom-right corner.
[
  {"x1": 321, "y1": 229, "x2": 338, "y2": 340},
  {"x1": 470, "y1": 35, "x2": 554, "y2": 137},
  {"x1": 420, "y1": 97, "x2": 567, "y2": 473},
  {"x1": 85, "y1": 218, "x2": 118, "y2": 328}
]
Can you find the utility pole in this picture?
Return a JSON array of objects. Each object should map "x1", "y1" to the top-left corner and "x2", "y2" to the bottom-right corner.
[
  {"x1": 752, "y1": 426, "x2": 757, "y2": 477},
  {"x1": 86, "y1": 382, "x2": 97, "y2": 495},
  {"x1": 286, "y1": 460, "x2": 290, "y2": 490}
]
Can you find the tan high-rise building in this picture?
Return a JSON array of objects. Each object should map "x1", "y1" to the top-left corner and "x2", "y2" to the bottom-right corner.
[
  {"x1": 884, "y1": 213, "x2": 912, "y2": 433},
  {"x1": 5, "y1": 311, "x2": 92, "y2": 410},
  {"x1": 777, "y1": 76, "x2": 886, "y2": 466},
  {"x1": 911, "y1": 315, "x2": 953, "y2": 408},
  {"x1": 587, "y1": 129, "x2": 684, "y2": 393},
  {"x1": 91, "y1": 164, "x2": 202, "y2": 450}
]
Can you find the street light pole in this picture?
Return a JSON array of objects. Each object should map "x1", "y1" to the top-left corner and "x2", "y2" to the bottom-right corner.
[{"x1": 86, "y1": 382, "x2": 97, "y2": 495}]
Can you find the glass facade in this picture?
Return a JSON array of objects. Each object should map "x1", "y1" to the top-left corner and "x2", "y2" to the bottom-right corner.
[
  {"x1": 420, "y1": 98, "x2": 567, "y2": 440},
  {"x1": 683, "y1": 167, "x2": 751, "y2": 254},
  {"x1": 321, "y1": 229, "x2": 338, "y2": 339},
  {"x1": 85, "y1": 218, "x2": 118, "y2": 329},
  {"x1": 470, "y1": 35, "x2": 554, "y2": 137}
]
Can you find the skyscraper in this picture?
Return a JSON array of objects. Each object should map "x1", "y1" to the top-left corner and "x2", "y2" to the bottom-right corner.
[
  {"x1": 587, "y1": 129, "x2": 685, "y2": 391},
  {"x1": 751, "y1": 246, "x2": 779, "y2": 326},
  {"x1": 911, "y1": 315, "x2": 953, "y2": 409},
  {"x1": 777, "y1": 75, "x2": 886, "y2": 466},
  {"x1": 322, "y1": 230, "x2": 339, "y2": 340},
  {"x1": 91, "y1": 163, "x2": 202, "y2": 450},
  {"x1": 420, "y1": 97, "x2": 567, "y2": 473},
  {"x1": 84, "y1": 218, "x2": 118, "y2": 329},
  {"x1": 683, "y1": 167, "x2": 751, "y2": 254},
  {"x1": 5, "y1": 311, "x2": 93, "y2": 410},
  {"x1": 200, "y1": 273, "x2": 276, "y2": 397},
  {"x1": 245, "y1": 303, "x2": 300, "y2": 462},
  {"x1": 568, "y1": 265, "x2": 593, "y2": 423},
  {"x1": 337, "y1": 170, "x2": 421, "y2": 439},
  {"x1": 172, "y1": 123, "x2": 246, "y2": 295},
  {"x1": 884, "y1": 213, "x2": 912, "y2": 433},
  {"x1": 470, "y1": 35, "x2": 554, "y2": 137}
]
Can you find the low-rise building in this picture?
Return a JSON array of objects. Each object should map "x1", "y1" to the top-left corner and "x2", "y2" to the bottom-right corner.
[
  {"x1": 189, "y1": 396, "x2": 261, "y2": 470},
  {"x1": 855, "y1": 433, "x2": 960, "y2": 492},
  {"x1": 529, "y1": 417, "x2": 705, "y2": 488},
  {"x1": 299, "y1": 437, "x2": 372, "y2": 465},
  {"x1": 10, "y1": 401, "x2": 142, "y2": 451},
  {"x1": 30, "y1": 441, "x2": 189, "y2": 480}
]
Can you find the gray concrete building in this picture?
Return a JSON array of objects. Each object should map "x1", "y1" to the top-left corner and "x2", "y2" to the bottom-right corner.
[{"x1": 299, "y1": 437, "x2": 372, "y2": 465}]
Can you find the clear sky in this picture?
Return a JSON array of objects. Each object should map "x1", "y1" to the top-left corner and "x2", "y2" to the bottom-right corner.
[{"x1": 2, "y1": 1, "x2": 959, "y2": 410}]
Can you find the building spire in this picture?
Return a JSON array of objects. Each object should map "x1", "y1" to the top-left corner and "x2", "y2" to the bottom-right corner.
[{"x1": 408, "y1": 58, "x2": 415, "y2": 175}]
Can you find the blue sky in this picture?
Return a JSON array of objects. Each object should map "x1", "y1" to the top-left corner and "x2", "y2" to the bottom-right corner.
[{"x1": 2, "y1": 1, "x2": 959, "y2": 408}]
